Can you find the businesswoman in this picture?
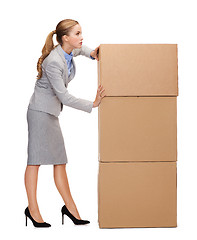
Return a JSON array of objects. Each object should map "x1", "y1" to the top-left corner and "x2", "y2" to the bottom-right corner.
[{"x1": 24, "y1": 19, "x2": 105, "y2": 228}]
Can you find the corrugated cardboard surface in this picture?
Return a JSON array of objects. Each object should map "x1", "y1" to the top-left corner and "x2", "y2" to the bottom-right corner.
[
  {"x1": 98, "y1": 161, "x2": 177, "y2": 228},
  {"x1": 98, "y1": 97, "x2": 177, "y2": 162},
  {"x1": 98, "y1": 44, "x2": 178, "y2": 96}
]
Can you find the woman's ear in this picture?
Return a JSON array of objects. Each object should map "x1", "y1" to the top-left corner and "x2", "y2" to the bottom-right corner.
[{"x1": 62, "y1": 35, "x2": 69, "y2": 43}]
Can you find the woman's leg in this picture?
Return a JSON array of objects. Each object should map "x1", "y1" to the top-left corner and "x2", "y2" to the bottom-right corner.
[
  {"x1": 24, "y1": 165, "x2": 44, "y2": 223},
  {"x1": 53, "y1": 164, "x2": 81, "y2": 220}
]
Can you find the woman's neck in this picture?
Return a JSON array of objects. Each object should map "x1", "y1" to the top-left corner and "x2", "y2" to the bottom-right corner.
[{"x1": 61, "y1": 44, "x2": 73, "y2": 55}]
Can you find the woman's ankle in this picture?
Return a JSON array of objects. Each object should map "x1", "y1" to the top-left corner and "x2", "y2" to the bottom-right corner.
[
  {"x1": 28, "y1": 205, "x2": 44, "y2": 223},
  {"x1": 65, "y1": 202, "x2": 81, "y2": 220}
]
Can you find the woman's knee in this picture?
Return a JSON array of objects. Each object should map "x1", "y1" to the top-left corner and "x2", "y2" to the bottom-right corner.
[
  {"x1": 26, "y1": 165, "x2": 40, "y2": 171},
  {"x1": 53, "y1": 164, "x2": 66, "y2": 175},
  {"x1": 54, "y1": 164, "x2": 66, "y2": 168}
]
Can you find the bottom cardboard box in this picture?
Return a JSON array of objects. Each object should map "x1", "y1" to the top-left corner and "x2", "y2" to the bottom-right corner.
[{"x1": 98, "y1": 161, "x2": 177, "y2": 228}]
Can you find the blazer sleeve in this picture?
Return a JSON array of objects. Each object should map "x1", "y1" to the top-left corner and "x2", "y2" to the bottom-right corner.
[
  {"x1": 73, "y1": 45, "x2": 94, "y2": 58},
  {"x1": 45, "y1": 61, "x2": 93, "y2": 113}
]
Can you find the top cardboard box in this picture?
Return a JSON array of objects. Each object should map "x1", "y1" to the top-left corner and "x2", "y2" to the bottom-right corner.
[{"x1": 98, "y1": 44, "x2": 178, "y2": 96}]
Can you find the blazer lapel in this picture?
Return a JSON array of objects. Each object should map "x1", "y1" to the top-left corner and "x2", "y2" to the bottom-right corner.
[
  {"x1": 55, "y1": 44, "x2": 69, "y2": 85},
  {"x1": 55, "y1": 44, "x2": 76, "y2": 86}
]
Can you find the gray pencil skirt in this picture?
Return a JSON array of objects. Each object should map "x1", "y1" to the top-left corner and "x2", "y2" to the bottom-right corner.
[{"x1": 26, "y1": 108, "x2": 68, "y2": 165}]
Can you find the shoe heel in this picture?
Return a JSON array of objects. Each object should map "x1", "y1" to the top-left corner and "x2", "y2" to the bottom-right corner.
[
  {"x1": 24, "y1": 207, "x2": 51, "y2": 228},
  {"x1": 62, "y1": 213, "x2": 64, "y2": 225},
  {"x1": 61, "y1": 205, "x2": 90, "y2": 225}
]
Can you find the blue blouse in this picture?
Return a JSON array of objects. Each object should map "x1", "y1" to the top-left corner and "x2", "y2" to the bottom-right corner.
[{"x1": 61, "y1": 47, "x2": 95, "y2": 77}]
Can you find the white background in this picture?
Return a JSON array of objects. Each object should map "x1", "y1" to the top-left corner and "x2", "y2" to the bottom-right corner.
[{"x1": 0, "y1": 0, "x2": 196, "y2": 239}]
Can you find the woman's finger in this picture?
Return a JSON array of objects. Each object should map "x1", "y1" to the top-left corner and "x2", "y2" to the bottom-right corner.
[
  {"x1": 99, "y1": 89, "x2": 105, "y2": 97},
  {"x1": 102, "y1": 92, "x2": 106, "y2": 97}
]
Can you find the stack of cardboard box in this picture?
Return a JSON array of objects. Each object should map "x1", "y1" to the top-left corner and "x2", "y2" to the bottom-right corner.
[{"x1": 97, "y1": 44, "x2": 178, "y2": 228}]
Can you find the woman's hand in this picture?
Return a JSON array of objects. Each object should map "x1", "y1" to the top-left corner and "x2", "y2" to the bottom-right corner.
[
  {"x1": 90, "y1": 46, "x2": 99, "y2": 61},
  {"x1": 93, "y1": 84, "x2": 106, "y2": 107}
]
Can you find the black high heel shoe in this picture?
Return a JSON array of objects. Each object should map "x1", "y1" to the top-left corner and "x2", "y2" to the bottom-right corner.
[
  {"x1": 61, "y1": 205, "x2": 90, "y2": 225},
  {"x1": 24, "y1": 207, "x2": 51, "y2": 228}
]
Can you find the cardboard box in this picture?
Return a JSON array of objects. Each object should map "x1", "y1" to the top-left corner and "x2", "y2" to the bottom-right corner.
[
  {"x1": 98, "y1": 97, "x2": 177, "y2": 162},
  {"x1": 98, "y1": 44, "x2": 178, "y2": 96},
  {"x1": 98, "y1": 161, "x2": 177, "y2": 228}
]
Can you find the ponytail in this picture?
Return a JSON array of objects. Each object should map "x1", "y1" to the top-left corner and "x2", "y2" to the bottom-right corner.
[{"x1": 36, "y1": 30, "x2": 56, "y2": 80}]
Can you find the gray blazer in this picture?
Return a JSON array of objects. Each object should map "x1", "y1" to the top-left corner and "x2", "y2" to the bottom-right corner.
[{"x1": 28, "y1": 44, "x2": 94, "y2": 117}]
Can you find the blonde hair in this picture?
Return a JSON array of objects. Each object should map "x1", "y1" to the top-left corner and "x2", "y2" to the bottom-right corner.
[{"x1": 36, "y1": 19, "x2": 79, "y2": 80}]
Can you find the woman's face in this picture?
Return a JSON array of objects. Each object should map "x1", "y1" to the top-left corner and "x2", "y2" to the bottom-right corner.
[{"x1": 64, "y1": 24, "x2": 83, "y2": 49}]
